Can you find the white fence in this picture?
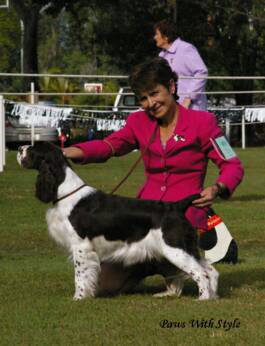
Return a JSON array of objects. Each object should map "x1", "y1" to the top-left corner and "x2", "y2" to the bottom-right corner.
[
  {"x1": 1, "y1": 72, "x2": 265, "y2": 172},
  {"x1": 0, "y1": 96, "x2": 5, "y2": 172}
]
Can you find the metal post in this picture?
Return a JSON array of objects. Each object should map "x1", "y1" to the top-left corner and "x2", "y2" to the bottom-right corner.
[
  {"x1": 20, "y1": 20, "x2": 24, "y2": 73},
  {"x1": 225, "y1": 117, "x2": 230, "y2": 141},
  {"x1": 242, "y1": 110, "x2": 246, "y2": 149},
  {"x1": 0, "y1": 0, "x2": 9, "y2": 8},
  {"x1": 0, "y1": 95, "x2": 6, "y2": 172},
  {"x1": 30, "y1": 82, "x2": 35, "y2": 145},
  {"x1": 0, "y1": 2, "x2": 9, "y2": 169}
]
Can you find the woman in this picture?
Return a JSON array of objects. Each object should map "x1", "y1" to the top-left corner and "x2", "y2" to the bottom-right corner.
[
  {"x1": 154, "y1": 19, "x2": 208, "y2": 110},
  {"x1": 63, "y1": 57, "x2": 244, "y2": 294}
]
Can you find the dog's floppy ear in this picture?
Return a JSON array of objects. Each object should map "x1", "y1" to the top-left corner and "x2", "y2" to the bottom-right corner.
[{"x1": 35, "y1": 160, "x2": 57, "y2": 203}]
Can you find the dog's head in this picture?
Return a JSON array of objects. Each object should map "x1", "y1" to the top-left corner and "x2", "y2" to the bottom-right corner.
[
  {"x1": 17, "y1": 142, "x2": 68, "y2": 203},
  {"x1": 17, "y1": 142, "x2": 65, "y2": 169}
]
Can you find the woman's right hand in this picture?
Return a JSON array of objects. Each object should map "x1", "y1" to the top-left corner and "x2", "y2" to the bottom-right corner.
[
  {"x1": 192, "y1": 185, "x2": 219, "y2": 208},
  {"x1": 62, "y1": 147, "x2": 85, "y2": 160}
]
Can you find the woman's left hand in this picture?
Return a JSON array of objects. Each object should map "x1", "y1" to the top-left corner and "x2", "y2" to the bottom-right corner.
[{"x1": 192, "y1": 185, "x2": 219, "y2": 208}]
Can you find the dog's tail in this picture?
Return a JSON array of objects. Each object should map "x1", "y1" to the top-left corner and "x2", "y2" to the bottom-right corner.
[{"x1": 175, "y1": 194, "x2": 201, "y2": 213}]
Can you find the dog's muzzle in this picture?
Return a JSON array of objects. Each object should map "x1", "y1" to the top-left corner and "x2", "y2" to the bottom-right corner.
[{"x1": 17, "y1": 145, "x2": 31, "y2": 167}]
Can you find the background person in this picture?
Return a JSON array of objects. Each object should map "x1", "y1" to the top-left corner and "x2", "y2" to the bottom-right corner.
[
  {"x1": 154, "y1": 19, "x2": 208, "y2": 110},
  {"x1": 63, "y1": 57, "x2": 244, "y2": 294}
]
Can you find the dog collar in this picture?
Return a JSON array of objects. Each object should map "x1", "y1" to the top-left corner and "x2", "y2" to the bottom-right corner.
[{"x1": 53, "y1": 184, "x2": 87, "y2": 205}]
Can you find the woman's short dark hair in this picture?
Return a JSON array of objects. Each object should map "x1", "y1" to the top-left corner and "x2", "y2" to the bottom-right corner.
[
  {"x1": 129, "y1": 57, "x2": 178, "y2": 100},
  {"x1": 153, "y1": 19, "x2": 177, "y2": 43}
]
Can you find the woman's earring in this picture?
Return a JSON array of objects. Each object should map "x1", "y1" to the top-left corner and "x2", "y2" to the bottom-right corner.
[{"x1": 169, "y1": 80, "x2": 175, "y2": 95}]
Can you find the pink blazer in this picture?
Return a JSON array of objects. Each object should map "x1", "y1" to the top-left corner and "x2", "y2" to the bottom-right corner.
[{"x1": 73, "y1": 105, "x2": 244, "y2": 229}]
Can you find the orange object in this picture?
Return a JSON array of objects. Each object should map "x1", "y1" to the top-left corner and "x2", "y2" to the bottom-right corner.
[
  {"x1": 207, "y1": 214, "x2": 222, "y2": 230},
  {"x1": 59, "y1": 133, "x2": 67, "y2": 148}
]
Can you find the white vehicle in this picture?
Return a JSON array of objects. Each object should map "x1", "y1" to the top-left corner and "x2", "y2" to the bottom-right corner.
[
  {"x1": 5, "y1": 124, "x2": 58, "y2": 143},
  {"x1": 113, "y1": 87, "x2": 139, "y2": 113},
  {"x1": 5, "y1": 101, "x2": 73, "y2": 143}
]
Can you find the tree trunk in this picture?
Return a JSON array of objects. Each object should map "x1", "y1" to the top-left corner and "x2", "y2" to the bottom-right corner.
[
  {"x1": 23, "y1": 11, "x2": 39, "y2": 74},
  {"x1": 10, "y1": 1, "x2": 41, "y2": 91},
  {"x1": 23, "y1": 9, "x2": 40, "y2": 91}
]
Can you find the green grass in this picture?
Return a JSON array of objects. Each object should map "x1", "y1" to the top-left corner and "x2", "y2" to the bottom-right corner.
[{"x1": 0, "y1": 148, "x2": 265, "y2": 346}]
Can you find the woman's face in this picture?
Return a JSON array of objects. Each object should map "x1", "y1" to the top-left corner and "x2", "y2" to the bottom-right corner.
[
  {"x1": 154, "y1": 29, "x2": 169, "y2": 49},
  {"x1": 138, "y1": 82, "x2": 176, "y2": 121}
]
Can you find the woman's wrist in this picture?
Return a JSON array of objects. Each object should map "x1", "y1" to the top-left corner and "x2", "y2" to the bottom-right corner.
[
  {"x1": 213, "y1": 182, "x2": 230, "y2": 199},
  {"x1": 212, "y1": 183, "x2": 219, "y2": 197}
]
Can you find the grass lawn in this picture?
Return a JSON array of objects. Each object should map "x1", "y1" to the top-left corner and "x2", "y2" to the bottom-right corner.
[{"x1": 0, "y1": 147, "x2": 265, "y2": 346}]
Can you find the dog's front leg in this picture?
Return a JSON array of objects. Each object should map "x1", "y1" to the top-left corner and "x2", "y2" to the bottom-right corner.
[
  {"x1": 162, "y1": 245, "x2": 212, "y2": 300},
  {"x1": 72, "y1": 243, "x2": 100, "y2": 300},
  {"x1": 200, "y1": 259, "x2": 219, "y2": 299}
]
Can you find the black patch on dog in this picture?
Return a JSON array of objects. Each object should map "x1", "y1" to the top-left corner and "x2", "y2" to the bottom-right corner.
[
  {"x1": 69, "y1": 190, "x2": 200, "y2": 257},
  {"x1": 21, "y1": 142, "x2": 69, "y2": 203}
]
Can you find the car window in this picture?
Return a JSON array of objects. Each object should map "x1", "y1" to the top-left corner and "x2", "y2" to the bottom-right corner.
[{"x1": 123, "y1": 95, "x2": 138, "y2": 107}]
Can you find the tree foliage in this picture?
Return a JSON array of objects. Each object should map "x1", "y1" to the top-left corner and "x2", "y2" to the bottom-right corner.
[
  {"x1": 91, "y1": 0, "x2": 170, "y2": 73},
  {"x1": 3, "y1": 0, "x2": 265, "y2": 104},
  {"x1": 8, "y1": 2, "x2": 84, "y2": 76},
  {"x1": 0, "y1": 7, "x2": 20, "y2": 73},
  {"x1": 201, "y1": 0, "x2": 265, "y2": 104}
]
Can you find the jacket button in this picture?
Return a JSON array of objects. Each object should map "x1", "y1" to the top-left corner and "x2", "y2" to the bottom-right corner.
[{"x1": 161, "y1": 186, "x2": 166, "y2": 192}]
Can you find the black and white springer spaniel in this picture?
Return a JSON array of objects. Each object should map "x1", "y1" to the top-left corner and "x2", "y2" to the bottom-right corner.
[{"x1": 17, "y1": 142, "x2": 218, "y2": 300}]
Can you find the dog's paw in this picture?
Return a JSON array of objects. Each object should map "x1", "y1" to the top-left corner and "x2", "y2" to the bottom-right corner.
[
  {"x1": 73, "y1": 289, "x2": 96, "y2": 301},
  {"x1": 198, "y1": 289, "x2": 219, "y2": 300},
  {"x1": 198, "y1": 293, "x2": 212, "y2": 301},
  {"x1": 153, "y1": 281, "x2": 183, "y2": 298},
  {"x1": 153, "y1": 291, "x2": 180, "y2": 298},
  {"x1": 209, "y1": 293, "x2": 219, "y2": 300},
  {"x1": 197, "y1": 287, "x2": 210, "y2": 300},
  {"x1": 73, "y1": 293, "x2": 86, "y2": 301}
]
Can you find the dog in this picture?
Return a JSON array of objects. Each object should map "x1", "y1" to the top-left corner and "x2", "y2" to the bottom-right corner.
[{"x1": 17, "y1": 142, "x2": 218, "y2": 300}]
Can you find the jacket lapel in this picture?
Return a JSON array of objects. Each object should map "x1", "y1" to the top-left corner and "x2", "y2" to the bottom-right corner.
[{"x1": 165, "y1": 105, "x2": 189, "y2": 154}]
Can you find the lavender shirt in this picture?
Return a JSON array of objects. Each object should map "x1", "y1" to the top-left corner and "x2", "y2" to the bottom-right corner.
[{"x1": 159, "y1": 38, "x2": 208, "y2": 110}]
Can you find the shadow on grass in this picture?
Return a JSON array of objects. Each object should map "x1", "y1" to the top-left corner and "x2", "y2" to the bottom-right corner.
[
  {"x1": 204, "y1": 194, "x2": 265, "y2": 205},
  {"x1": 219, "y1": 267, "x2": 265, "y2": 297},
  {"x1": 98, "y1": 266, "x2": 265, "y2": 299},
  {"x1": 231, "y1": 194, "x2": 265, "y2": 202},
  {"x1": 98, "y1": 276, "x2": 198, "y2": 298}
]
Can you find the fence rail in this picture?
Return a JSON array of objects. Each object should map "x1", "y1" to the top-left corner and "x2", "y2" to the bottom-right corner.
[
  {"x1": 1, "y1": 72, "x2": 265, "y2": 80},
  {"x1": 2, "y1": 90, "x2": 265, "y2": 96},
  {"x1": 1, "y1": 73, "x2": 265, "y2": 172}
]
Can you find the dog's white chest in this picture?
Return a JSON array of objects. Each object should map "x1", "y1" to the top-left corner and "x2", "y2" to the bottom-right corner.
[{"x1": 46, "y1": 208, "x2": 77, "y2": 251}]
